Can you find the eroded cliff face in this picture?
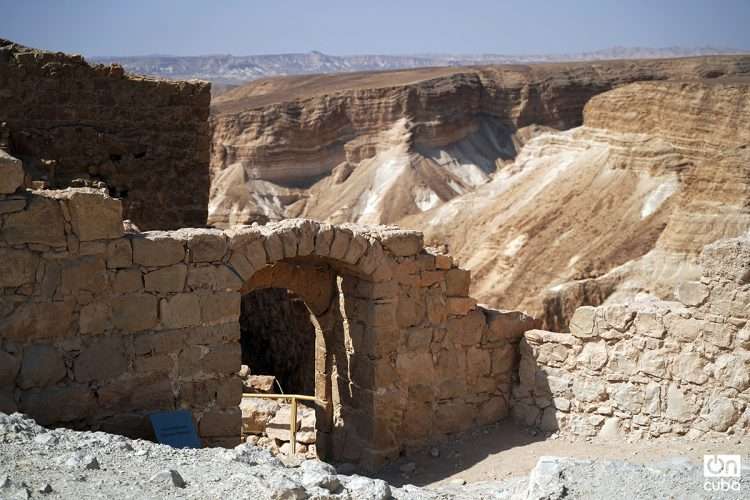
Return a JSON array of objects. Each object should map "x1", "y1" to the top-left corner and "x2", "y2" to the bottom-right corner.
[
  {"x1": 409, "y1": 79, "x2": 750, "y2": 328},
  {"x1": 0, "y1": 39, "x2": 211, "y2": 230},
  {"x1": 209, "y1": 56, "x2": 750, "y2": 228},
  {"x1": 208, "y1": 57, "x2": 750, "y2": 329}
]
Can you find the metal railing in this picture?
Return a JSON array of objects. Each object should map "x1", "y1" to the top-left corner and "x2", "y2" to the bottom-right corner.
[{"x1": 241, "y1": 393, "x2": 317, "y2": 454}]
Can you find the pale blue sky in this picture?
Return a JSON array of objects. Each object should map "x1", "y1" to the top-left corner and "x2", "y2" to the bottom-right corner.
[{"x1": 1, "y1": 0, "x2": 748, "y2": 57}]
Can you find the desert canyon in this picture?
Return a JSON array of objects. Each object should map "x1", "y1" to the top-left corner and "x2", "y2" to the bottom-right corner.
[{"x1": 209, "y1": 56, "x2": 750, "y2": 329}]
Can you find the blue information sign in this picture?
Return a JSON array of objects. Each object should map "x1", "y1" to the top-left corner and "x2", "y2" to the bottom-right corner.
[{"x1": 149, "y1": 410, "x2": 201, "y2": 449}]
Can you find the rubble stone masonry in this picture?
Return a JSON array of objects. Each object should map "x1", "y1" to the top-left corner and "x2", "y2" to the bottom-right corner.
[
  {"x1": 513, "y1": 237, "x2": 750, "y2": 439},
  {"x1": 0, "y1": 39, "x2": 211, "y2": 230},
  {"x1": 0, "y1": 170, "x2": 536, "y2": 468}
]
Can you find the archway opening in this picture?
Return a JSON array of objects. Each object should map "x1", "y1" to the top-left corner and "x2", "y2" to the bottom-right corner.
[
  {"x1": 237, "y1": 286, "x2": 320, "y2": 458},
  {"x1": 239, "y1": 288, "x2": 316, "y2": 395}
]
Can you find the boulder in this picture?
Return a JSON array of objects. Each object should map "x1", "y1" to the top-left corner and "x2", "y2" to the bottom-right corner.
[
  {"x1": 265, "y1": 404, "x2": 316, "y2": 444},
  {"x1": 240, "y1": 397, "x2": 280, "y2": 434}
]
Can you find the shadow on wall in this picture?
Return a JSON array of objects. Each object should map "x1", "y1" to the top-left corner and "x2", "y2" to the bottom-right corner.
[{"x1": 240, "y1": 288, "x2": 316, "y2": 395}]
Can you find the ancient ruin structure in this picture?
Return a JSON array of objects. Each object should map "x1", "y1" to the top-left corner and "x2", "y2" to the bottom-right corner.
[
  {"x1": 1, "y1": 39, "x2": 748, "y2": 475},
  {"x1": 0, "y1": 39, "x2": 211, "y2": 230},
  {"x1": 513, "y1": 237, "x2": 750, "y2": 438},
  {"x1": 0, "y1": 159, "x2": 536, "y2": 466}
]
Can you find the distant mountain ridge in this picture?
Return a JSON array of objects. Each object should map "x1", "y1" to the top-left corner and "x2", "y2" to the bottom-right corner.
[{"x1": 90, "y1": 46, "x2": 744, "y2": 84}]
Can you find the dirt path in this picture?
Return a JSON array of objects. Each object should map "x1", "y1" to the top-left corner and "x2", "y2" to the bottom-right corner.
[{"x1": 375, "y1": 420, "x2": 750, "y2": 488}]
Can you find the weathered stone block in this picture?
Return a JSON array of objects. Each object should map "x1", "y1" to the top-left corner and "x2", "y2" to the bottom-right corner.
[
  {"x1": 242, "y1": 237, "x2": 268, "y2": 270},
  {"x1": 0, "y1": 300, "x2": 75, "y2": 340},
  {"x1": 182, "y1": 228, "x2": 227, "y2": 262},
  {"x1": 160, "y1": 293, "x2": 201, "y2": 330},
  {"x1": 571, "y1": 377, "x2": 607, "y2": 402},
  {"x1": 112, "y1": 268, "x2": 143, "y2": 294},
  {"x1": 200, "y1": 292, "x2": 240, "y2": 325},
  {"x1": 611, "y1": 383, "x2": 643, "y2": 413},
  {"x1": 313, "y1": 223, "x2": 335, "y2": 256},
  {"x1": 713, "y1": 353, "x2": 750, "y2": 392},
  {"x1": 380, "y1": 230, "x2": 423, "y2": 257},
  {"x1": 435, "y1": 254, "x2": 453, "y2": 270},
  {"x1": 132, "y1": 232, "x2": 185, "y2": 267},
  {"x1": 466, "y1": 348, "x2": 491, "y2": 378},
  {"x1": 447, "y1": 309, "x2": 487, "y2": 345},
  {"x1": 111, "y1": 294, "x2": 158, "y2": 332},
  {"x1": 577, "y1": 341, "x2": 608, "y2": 370},
  {"x1": 74, "y1": 337, "x2": 128, "y2": 382},
  {"x1": 61, "y1": 256, "x2": 108, "y2": 296},
  {"x1": 570, "y1": 306, "x2": 596, "y2": 337},
  {"x1": 666, "y1": 314, "x2": 701, "y2": 342},
  {"x1": 704, "y1": 396, "x2": 739, "y2": 431},
  {"x1": 134, "y1": 353, "x2": 173, "y2": 374},
  {"x1": 676, "y1": 281, "x2": 709, "y2": 307},
  {"x1": 403, "y1": 327, "x2": 432, "y2": 352},
  {"x1": 665, "y1": 384, "x2": 697, "y2": 423},
  {"x1": 106, "y1": 239, "x2": 133, "y2": 269},
  {"x1": 329, "y1": 228, "x2": 352, "y2": 260},
  {"x1": 239, "y1": 396, "x2": 281, "y2": 434},
  {"x1": 639, "y1": 349, "x2": 667, "y2": 378},
  {"x1": 17, "y1": 345, "x2": 67, "y2": 389},
  {"x1": 396, "y1": 351, "x2": 435, "y2": 385},
  {"x1": 66, "y1": 189, "x2": 124, "y2": 241},
  {"x1": 445, "y1": 268, "x2": 470, "y2": 296},
  {"x1": 0, "y1": 150, "x2": 24, "y2": 194},
  {"x1": 672, "y1": 351, "x2": 708, "y2": 384},
  {"x1": 2, "y1": 195, "x2": 66, "y2": 246},
  {"x1": 262, "y1": 231, "x2": 284, "y2": 262},
  {"x1": 199, "y1": 408, "x2": 241, "y2": 438},
  {"x1": 19, "y1": 385, "x2": 96, "y2": 425},
  {"x1": 79, "y1": 301, "x2": 112, "y2": 334},
  {"x1": 343, "y1": 232, "x2": 368, "y2": 265},
  {"x1": 396, "y1": 296, "x2": 425, "y2": 328},
  {"x1": 446, "y1": 297, "x2": 477, "y2": 316},
  {"x1": 701, "y1": 321, "x2": 733, "y2": 348},
  {"x1": 0, "y1": 248, "x2": 36, "y2": 287},
  {"x1": 144, "y1": 264, "x2": 187, "y2": 293},
  {"x1": 99, "y1": 373, "x2": 174, "y2": 412},
  {"x1": 634, "y1": 311, "x2": 665, "y2": 338},
  {"x1": 609, "y1": 341, "x2": 639, "y2": 375}
]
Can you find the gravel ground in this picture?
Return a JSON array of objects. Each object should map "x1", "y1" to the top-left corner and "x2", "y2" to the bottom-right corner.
[{"x1": 1, "y1": 412, "x2": 748, "y2": 499}]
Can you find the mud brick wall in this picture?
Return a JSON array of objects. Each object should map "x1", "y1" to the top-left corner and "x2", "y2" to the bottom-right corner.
[
  {"x1": 0, "y1": 181, "x2": 537, "y2": 469},
  {"x1": 0, "y1": 39, "x2": 211, "y2": 230},
  {"x1": 512, "y1": 237, "x2": 750, "y2": 439}
]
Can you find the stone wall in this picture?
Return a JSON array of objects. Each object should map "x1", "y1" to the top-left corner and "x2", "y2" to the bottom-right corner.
[
  {"x1": 512, "y1": 237, "x2": 750, "y2": 439},
  {"x1": 0, "y1": 173, "x2": 537, "y2": 468},
  {"x1": 0, "y1": 39, "x2": 211, "y2": 230}
]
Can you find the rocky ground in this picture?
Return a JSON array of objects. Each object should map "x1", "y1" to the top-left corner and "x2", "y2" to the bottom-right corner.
[{"x1": 2, "y1": 412, "x2": 748, "y2": 499}]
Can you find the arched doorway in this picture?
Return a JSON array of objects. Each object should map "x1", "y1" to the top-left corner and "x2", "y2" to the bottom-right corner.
[
  {"x1": 239, "y1": 288, "x2": 316, "y2": 395},
  {"x1": 238, "y1": 286, "x2": 320, "y2": 457},
  {"x1": 237, "y1": 258, "x2": 340, "y2": 459}
]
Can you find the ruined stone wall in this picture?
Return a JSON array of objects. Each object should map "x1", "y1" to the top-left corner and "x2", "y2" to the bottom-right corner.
[
  {"x1": 0, "y1": 175, "x2": 536, "y2": 468},
  {"x1": 512, "y1": 237, "x2": 750, "y2": 439},
  {"x1": 0, "y1": 39, "x2": 211, "y2": 230}
]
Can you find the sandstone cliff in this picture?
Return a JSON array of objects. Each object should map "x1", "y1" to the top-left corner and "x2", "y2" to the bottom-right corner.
[
  {"x1": 407, "y1": 78, "x2": 750, "y2": 328},
  {"x1": 209, "y1": 55, "x2": 750, "y2": 228},
  {"x1": 209, "y1": 57, "x2": 750, "y2": 327}
]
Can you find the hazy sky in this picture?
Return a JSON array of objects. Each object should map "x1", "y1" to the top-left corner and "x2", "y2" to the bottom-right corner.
[{"x1": 2, "y1": 0, "x2": 749, "y2": 57}]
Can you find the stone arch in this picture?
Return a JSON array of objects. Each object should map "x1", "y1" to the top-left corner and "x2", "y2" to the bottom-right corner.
[{"x1": 223, "y1": 219, "x2": 405, "y2": 462}]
